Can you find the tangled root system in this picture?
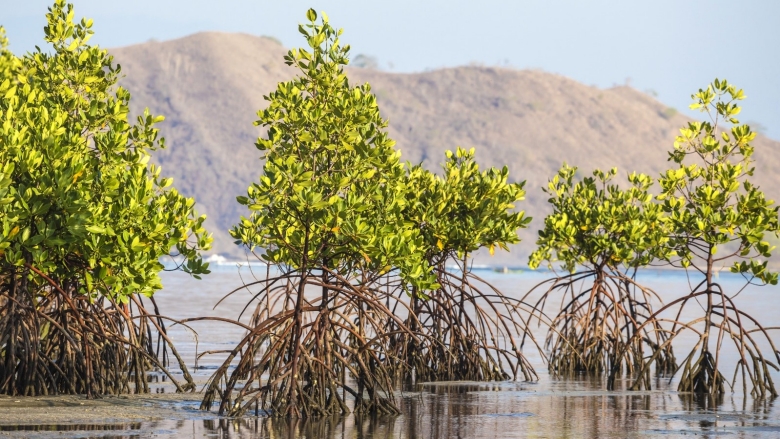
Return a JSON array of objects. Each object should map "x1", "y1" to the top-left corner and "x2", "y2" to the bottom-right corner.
[
  {"x1": 524, "y1": 269, "x2": 675, "y2": 378},
  {"x1": 616, "y1": 286, "x2": 779, "y2": 397},
  {"x1": 0, "y1": 264, "x2": 194, "y2": 397},
  {"x1": 199, "y1": 268, "x2": 408, "y2": 418},
  {"x1": 386, "y1": 265, "x2": 538, "y2": 384}
]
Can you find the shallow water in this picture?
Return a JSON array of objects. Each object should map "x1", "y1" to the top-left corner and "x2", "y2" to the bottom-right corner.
[
  {"x1": 2, "y1": 267, "x2": 780, "y2": 438},
  {"x1": 2, "y1": 383, "x2": 780, "y2": 438}
]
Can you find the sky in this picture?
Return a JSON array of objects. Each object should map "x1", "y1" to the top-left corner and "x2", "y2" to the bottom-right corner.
[{"x1": 3, "y1": 0, "x2": 780, "y2": 139}]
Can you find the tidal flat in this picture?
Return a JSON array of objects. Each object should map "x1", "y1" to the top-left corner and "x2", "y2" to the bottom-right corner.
[{"x1": 2, "y1": 268, "x2": 779, "y2": 438}]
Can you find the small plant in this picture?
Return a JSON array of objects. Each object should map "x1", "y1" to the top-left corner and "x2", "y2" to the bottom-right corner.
[
  {"x1": 0, "y1": 1, "x2": 210, "y2": 397},
  {"x1": 527, "y1": 165, "x2": 675, "y2": 378},
  {"x1": 620, "y1": 79, "x2": 780, "y2": 397},
  {"x1": 203, "y1": 9, "x2": 436, "y2": 418},
  {"x1": 386, "y1": 147, "x2": 537, "y2": 383}
]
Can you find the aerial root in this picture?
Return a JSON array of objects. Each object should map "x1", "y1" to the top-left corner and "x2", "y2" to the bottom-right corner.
[
  {"x1": 0, "y1": 267, "x2": 194, "y2": 397},
  {"x1": 615, "y1": 289, "x2": 779, "y2": 397},
  {"x1": 524, "y1": 270, "x2": 674, "y2": 379},
  {"x1": 385, "y1": 267, "x2": 539, "y2": 384},
  {"x1": 200, "y1": 270, "x2": 405, "y2": 418}
]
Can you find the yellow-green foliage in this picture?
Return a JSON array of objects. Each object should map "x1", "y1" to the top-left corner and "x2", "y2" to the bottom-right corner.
[
  {"x1": 0, "y1": 1, "x2": 211, "y2": 301},
  {"x1": 231, "y1": 9, "x2": 436, "y2": 290},
  {"x1": 530, "y1": 164, "x2": 669, "y2": 273},
  {"x1": 659, "y1": 78, "x2": 779, "y2": 284},
  {"x1": 404, "y1": 146, "x2": 531, "y2": 265},
  {"x1": 620, "y1": 80, "x2": 780, "y2": 397}
]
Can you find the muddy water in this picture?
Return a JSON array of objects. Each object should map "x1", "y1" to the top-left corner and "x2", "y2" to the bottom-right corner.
[{"x1": 1, "y1": 267, "x2": 780, "y2": 438}]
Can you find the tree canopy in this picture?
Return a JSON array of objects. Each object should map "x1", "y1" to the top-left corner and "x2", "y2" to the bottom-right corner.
[
  {"x1": 530, "y1": 164, "x2": 670, "y2": 273},
  {"x1": 404, "y1": 147, "x2": 530, "y2": 266},
  {"x1": 0, "y1": 0, "x2": 211, "y2": 301},
  {"x1": 658, "y1": 78, "x2": 779, "y2": 284},
  {"x1": 231, "y1": 9, "x2": 435, "y2": 290}
]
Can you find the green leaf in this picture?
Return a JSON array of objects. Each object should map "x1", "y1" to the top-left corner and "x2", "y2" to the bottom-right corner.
[{"x1": 86, "y1": 225, "x2": 105, "y2": 234}]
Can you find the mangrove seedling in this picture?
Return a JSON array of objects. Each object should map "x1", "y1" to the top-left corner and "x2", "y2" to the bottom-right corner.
[
  {"x1": 620, "y1": 79, "x2": 780, "y2": 397},
  {"x1": 527, "y1": 165, "x2": 675, "y2": 378}
]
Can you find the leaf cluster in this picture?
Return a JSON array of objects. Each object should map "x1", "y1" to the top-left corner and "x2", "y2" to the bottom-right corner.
[
  {"x1": 404, "y1": 146, "x2": 530, "y2": 265},
  {"x1": 231, "y1": 10, "x2": 436, "y2": 290},
  {"x1": 658, "y1": 79, "x2": 779, "y2": 284},
  {"x1": 530, "y1": 164, "x2": 670, "y2": 273},
  {"x1": 0, "y1": 0, "x2": 212, "y2": 301}
]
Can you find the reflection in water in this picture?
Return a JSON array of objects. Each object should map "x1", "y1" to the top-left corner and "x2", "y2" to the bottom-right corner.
[
  {"x1": 0, "y1": 420, "x2": 182, "y2": 439},
  {"x1": 201, "y1": 416, "x2": 400, "y2": 439},
  {"x1": 0, "y1": 423, "x2": 143, "y2": 432},
  {"x1": 679, "y1": 392, "x2": 726, "y2": 412},
  {"x1": 2, "y1": 380, "x2": 780, "y2": 438},
  {"x1": 192, "y1": 379, "x2": 780, "y2": 439}
]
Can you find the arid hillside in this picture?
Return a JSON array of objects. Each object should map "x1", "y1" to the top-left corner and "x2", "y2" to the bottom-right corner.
[{"x1": 112, "y1": 32, "x2": 780, "y2": 264}]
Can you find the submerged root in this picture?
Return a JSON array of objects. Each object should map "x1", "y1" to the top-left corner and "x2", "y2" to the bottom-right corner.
[
  {"x1": 621, "y1": 289, "x2": 779, "y2": 398},
  {"x1": 0, "y1": 265, "x2": 194, "y2": 397},
  {"x1": 678, "y1": 350, "x2": 724, "y2": 394}
]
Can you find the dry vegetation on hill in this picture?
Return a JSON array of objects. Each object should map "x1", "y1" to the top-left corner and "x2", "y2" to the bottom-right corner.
[{"x1": 112, "y1": 32, "x2": 780, "y2": 264}]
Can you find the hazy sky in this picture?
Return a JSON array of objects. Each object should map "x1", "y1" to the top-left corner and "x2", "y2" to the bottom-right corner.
[{"x1": 4, "y1": 1, "x2": 780, "y2": 139}]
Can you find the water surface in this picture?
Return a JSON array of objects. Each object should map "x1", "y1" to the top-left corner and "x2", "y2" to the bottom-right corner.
[{"x1": 2, "y1": 267, "x2": 779, "y2": 438}]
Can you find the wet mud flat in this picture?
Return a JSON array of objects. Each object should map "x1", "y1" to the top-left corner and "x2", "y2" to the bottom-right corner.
[
  {"x1": 0, "y1": 391, "x2": 209, "y2": 438},
  {"x1": 2, "y1": 380, "x2": 780, "y2": 438}
]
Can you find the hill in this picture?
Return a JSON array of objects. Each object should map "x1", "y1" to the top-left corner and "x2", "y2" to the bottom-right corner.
[{"x1": 111, "y1": 32, "x2": 780, "y2": 265}]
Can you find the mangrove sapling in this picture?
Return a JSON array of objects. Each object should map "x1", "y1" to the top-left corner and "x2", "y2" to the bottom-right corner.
[
  {"x1": 207, "y1": 9, "x2": 437, "y2": 418},
  {"x1": 0, "y1": 1, "x2": 211, "y2": 397},
  {"x1": 617, "y1": 79, "x2": 780, "y2": 397},
  {"x1": 386, "y1": 149, "x2": 538, "y2": 383},
  {"x1": 527, "y1": 165, "x2": 675, "y2": 377}
]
